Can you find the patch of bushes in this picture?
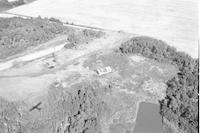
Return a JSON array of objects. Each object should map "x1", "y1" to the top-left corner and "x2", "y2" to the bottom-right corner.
[
  {"x1": 118, "y1": 36, "x2": 199, "y2": 133},
  {"x1": 49, "y1": 17, "x2": 62, "y2": 24},
  {"x1": 67, "y1": 29, "x2": 104, "y2": 44}
]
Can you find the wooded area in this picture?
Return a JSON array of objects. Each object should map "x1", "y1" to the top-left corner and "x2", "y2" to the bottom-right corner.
[
  {"x1": 118, "y1": 36, "x2": 199, "y2": 133},
  {"x1": 0, "y1": 0, "x2": 25, "y2": 11},
  {"x1": 0, "y1": 17, "x2": 103, "y2": 59}
]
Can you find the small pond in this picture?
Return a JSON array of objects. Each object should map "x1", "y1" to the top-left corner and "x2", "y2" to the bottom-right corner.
[{"x1": 133, "y1": 102, "x2": 163, "y2": 133}]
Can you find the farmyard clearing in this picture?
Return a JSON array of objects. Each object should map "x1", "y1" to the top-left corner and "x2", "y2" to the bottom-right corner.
[{"x1": 0, "y1": 30, "x2": 177, "y2": 133}]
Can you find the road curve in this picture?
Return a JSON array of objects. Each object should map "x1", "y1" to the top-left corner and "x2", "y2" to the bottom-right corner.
[{"x1": 0, "y1": 43, "x2": 66, "y2": 71}]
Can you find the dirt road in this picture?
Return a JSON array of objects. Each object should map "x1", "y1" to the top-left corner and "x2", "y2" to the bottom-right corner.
[
  {"x1": 0, "y1": 43, "x2": 66, "y2": 71},
  {"x1": 0, "y1": 31, "x2": 134, "y2": 101}
]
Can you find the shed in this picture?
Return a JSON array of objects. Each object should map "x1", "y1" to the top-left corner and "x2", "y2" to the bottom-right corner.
[{"x1": 96, "y1": 66, "x2": 112, "y2": 76}]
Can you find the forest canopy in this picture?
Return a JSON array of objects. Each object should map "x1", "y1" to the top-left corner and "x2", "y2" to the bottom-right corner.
[{"x1": 118, "y1": 36, "x2": 199, "y2": 133}]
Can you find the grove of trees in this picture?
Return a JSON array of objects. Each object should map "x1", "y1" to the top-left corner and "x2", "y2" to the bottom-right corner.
[
  {"x1": 66, "y1": 85, "x2": 104, "y2": 133},
  {"x1": 0, "y1": 0, "x2": 25, "y2": 11},
  {"x1": 0, "y1": 17, "x2": 104, "y2": 59},
  {"x1": 118, "y1": 36, "x2": 199, "y2": 133}
]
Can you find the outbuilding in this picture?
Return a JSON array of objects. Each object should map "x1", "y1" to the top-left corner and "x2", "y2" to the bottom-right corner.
[{"x1": 96, "y1": 66, "x2": 112, "y2": 76}]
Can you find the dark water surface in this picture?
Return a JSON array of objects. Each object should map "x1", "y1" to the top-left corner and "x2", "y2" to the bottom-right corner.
[{"x1": 133, "y1": 102, "x2": 163, "y2": 133}]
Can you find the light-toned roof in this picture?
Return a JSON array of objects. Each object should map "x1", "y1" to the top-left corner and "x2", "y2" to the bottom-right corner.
[{"x1": 96, "y1": 66, "x2": 112, "y2": 76}]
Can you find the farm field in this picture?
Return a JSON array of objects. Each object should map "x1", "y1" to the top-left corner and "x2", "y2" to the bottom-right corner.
[{"x1": 6, "y1": 0, "x2": 198, "y2": 58}]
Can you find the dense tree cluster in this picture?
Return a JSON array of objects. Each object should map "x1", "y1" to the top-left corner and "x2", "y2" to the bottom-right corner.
[
  {"x1": 119, "y1": 36, "x2": 177, "y2": 63},
  {"x1": 118, "y1": 36, "x2": 199, "y2": 133},
  {"x1": 0, "y1": 0, "x2": 12, "y2": 11},
  {"x1": 0, "y1": 17, "x2": 104, "y2": 59},
  {"x1": 0, "y1": 17, "x2": 67, "y2": 58},
  {"x1": 64, "y1": 85, "x2": 105, "y2": 133},
  {"x1": 0, "y1": 0, "x2": 25, "y2": 11}
]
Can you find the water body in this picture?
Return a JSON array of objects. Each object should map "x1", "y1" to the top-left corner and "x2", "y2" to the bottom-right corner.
[{"x1": 134, "y1": 102, "x2": 163, "y2": 133}]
